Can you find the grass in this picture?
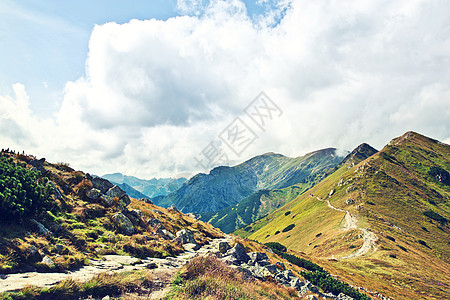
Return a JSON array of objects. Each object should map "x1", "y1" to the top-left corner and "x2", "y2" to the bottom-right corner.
[
  {"x1": 165, "y1": 255, "x2": 300, "y2": 300},
  {"x1": 0, "y1": 270, "x2": 153, "y2": 300}
]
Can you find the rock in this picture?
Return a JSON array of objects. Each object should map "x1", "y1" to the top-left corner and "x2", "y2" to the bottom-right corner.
[
  {"x1": 120, "y1": 194, "x2": 131, "y2": 206},
  {"x1": 86, "y1": 188, "x2": 102, "y2": 200},
  {"x1": 29, "y1": 158, "x2": 45, "y2": 172},
  {"x1": 346, "y1": 185, "x2": 357, "y2": 194},
  {"x1": 174, "y1": 229, "x2": 197, "y2": 245},
  {"x1": 264, "y1": 264, "x2": 278, "y2": 274},
  {"x1": 146, "y1": 262, "x2": 158, "y2": 269},
  {"x1": 218, "y1": 241, "x2": 231, "y2": 254},
  {"x1": 290, "y1": 277, "x2": 304, "y2": 289},
  {"x1": 225, "y1": 243, "x2": 250, "y2": 264},
  {"x1": 183, "y1": 243, "x2": 200, "y2": 251},
  {"x1": 248, "y1": 265, "x2": 272, "y2": 279},
  {"x1": 106, "y1": 185, "x2": 126, "y2": 199},
  {"x1": 130, "y1": 209, "x2": 143, "y2": 220},
  {"x1": 337, "y1": 293, "x2": 354, "y2": 300},
  {"x1": 30, "y1": 219, "x2": 52, "y2": 236},
  {"x1": 248, "y1": 252, "x2": 269, "y2": 262},
  {"x1": 111, "y1": 213, "x2": 135, "y2": 235},
  {"x1": 48, "y1": 181, "x2": 63, "y2": 200},
  {"x1": 142, "y1": 198, "x2": 152, "y2": 204},
  {"x1": 92, "y1": 177, "x2": 114, "y2": 194},
  {"x1": 306, "y1": 296, "x2": 317, "y2": 300},
  {"x1": 156, "y1": 227, "x2": 172, "y2": 240},
  {"x1": 55, "y1": 244, "x2": 65, "y2": 254},
  {"x1": 102, "y1": 296, "x2": 110, "y2": 300},
  {"x1": 147, "y1": 218, "x2": 162, "y2": 227},
  {"x1": 255, "y1": 260, "x2": 271, "y2": 267},
  {"x1": 169, "y1": 205, "x2": 179, "y2": 212},
  {"x1": 42, "y1": 255, "x2": 54, "y2": 267},
  {"x1": 152, "y1": 209, "x2": 164, "y2": 215},
  {"x1": 329, "y1": 189, "x2": 335, "y2": 196},
  {"x1": 99, "y1": 195, "x2": 115, "y2": 207},
  {"x1": 346, "y1": 198, "x2": 355, "y2": 205},
  {"x1": 162, "y1": 229, "x2": 175, "y2": 240}
]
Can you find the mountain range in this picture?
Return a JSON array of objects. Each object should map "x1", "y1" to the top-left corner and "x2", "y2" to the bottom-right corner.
[
  {"x1": 236, "y1": 131, "x2": 450, "y2": 299},
  {"x1": 102, "y1": 172, "x2": 187, "y2": 198},
  {"x1": 153, "y1": 149, "x2": 344, "y2": 214}
]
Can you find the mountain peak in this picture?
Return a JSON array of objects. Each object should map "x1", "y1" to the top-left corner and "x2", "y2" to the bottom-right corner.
[{"x1": 340, "y1": 143, "x2": 378, "y2": 168}]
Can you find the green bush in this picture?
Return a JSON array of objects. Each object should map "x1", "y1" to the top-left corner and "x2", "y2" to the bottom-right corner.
[
  {"x1": 0, "y1": 154, "x2": 53, "y2": 222},
  {"x1": 282, "y1": 224, "x2": 295, "y2": 232},
  {"x1": 264, "y1": 242, "x2": 286, "y2": 253},
  {"x1": 423, "y1": 210, "x2": 447, "y2": 223}
]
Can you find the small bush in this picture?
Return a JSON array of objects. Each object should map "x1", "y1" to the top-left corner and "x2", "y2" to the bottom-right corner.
[
  {"x1": 315, "y1": 233, "x2": 322, "y2": 238},
  {"x1": 264, "y1": 242, "x2": 287, "y2": 253},
  {"x1": 282, "y1": 224, "x2": 295, "y2": 233},
  {"x1": 397, "y1": 245, "x2": 408, "y2": 252},
  {"x1": 389, "y1": 254, "x2": 397, "y2": 258},
  {"x1": 349, "y1": 245, "x2": 357, "y2": 249},
  {"x1": 418, "y1": 240, "x2": 431, "y2": 249},
  {"x1": 274, "y1": 230, "x2": 280, "y2": 235},
  {"x1": 423, "y1": 210, "x2": 447, "y2": 223},
  {"x1": 366, "y1": 201, "x2": 376, "y2": 205},
  {"x1": 386, "y1": 235, "x2": 395, "y2": 242},
  {"x1": 284, "y1": 211, "x2": 291, "y2": 216},
  {"x1": 421, "y1": 226, "x2": 429, "y2": 232}
]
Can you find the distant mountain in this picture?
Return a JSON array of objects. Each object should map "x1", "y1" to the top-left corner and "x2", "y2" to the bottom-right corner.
[
  {"x1": 154, "y1": 149, "x2": 344, "y2": 214},
  {"x1": 114, "y1": 182, "x2": 149, "y2": 199},
  {"x1": 200, "y1": 144, "x2": 377, "y2": 234},
  {"x1": 102, "y1": 173, "x2": 187, "y2": 198},
  {"x1": 238, "y1": 132, "x2": 450, "y2": 299}
]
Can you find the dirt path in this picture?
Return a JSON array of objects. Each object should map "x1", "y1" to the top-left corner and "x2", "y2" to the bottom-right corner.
[
  {"x1": 313, "y1": 196, "x2": 377, "y2": 259},
  {"x1": 0, "y1": 237, "x2": 233, "y2": 296}
]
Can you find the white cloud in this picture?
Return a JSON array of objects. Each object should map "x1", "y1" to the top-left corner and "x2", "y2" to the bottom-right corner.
[{"x1": 1, "y1": 0, "x2": 449, "y2": 179}]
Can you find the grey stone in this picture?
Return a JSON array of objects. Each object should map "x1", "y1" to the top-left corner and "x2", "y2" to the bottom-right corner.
[
  {"x1": 264, "y1": 264, "x2": 278, "y2": 274},
  {"x1": 99, "y1": 195, "x2": 115, "y2": 207},
  {"x1": 329, "y1": 189, "x2": 335, "y2": 196},
  {"x1": 146, "y1": 262, "x2": 158, "y2": 269},
  {"x1": 106, "y1": 185, "x2": 126, "y2": 199},
  {"x1": 306, "y1": 296, "x2": 317, "y2": 300},
  {"x1": 162, "y1": 229, "x2": 175, "y2": 240},
  {"x1": 346, "y1": 198, "x2": 355, "y2": 205},
  {"x1": 152, "y1": 209, "x2": 164, "y2": 215},
  {"x1": 183, "y1": 243, "x2": 200, "y2": 251},
  {"x1": 169, "y1": 205, "x2": 179, "y2": 212},
  {"x1": 248, "y1": 252, "x2": 269, "y2": 262},
  {"x1": 102, "y1": 296, "x2": 110, "y2": 300},
  {"x1": 256, "y1": 260, "x2": 271, "y2": 267},
  {"x1": 30, "y1": 219, "x2": 52, "y2": 236},
  {"x1": 142, "y1": 198, "x2": 152, "y2": 204},
  {"x1": 48, "y1": 181, "x2": 63, "y2": 200},
  {"x1": 86, "y1": 188, "x2": 102, "y2": 200},
  {"x1": 174, "y1": 229, "x2": 197, "y2": 245},
  {"x1": 130, "y1": 209, "x2": 143, "y2": 220},
  {"x1": 120, "y1": 194, "x2": 131, "y2": 206},
  {"x1": 275, "y1": 261, "x2": 285, "y2": 270},
  {"x1": 55, "y1": 244, "x2": 65, "y2": 254},
  {"x1": 225, "y1": 243, "x2": 250, "y2": 264},
  {"x1": 218, "y1": 241, "x2": 231, "y2": 254},
  {"x1": 92, "y1": 177, "x2": 114, "y2": 194},
  {"x1": 42, "y1": 255, "x2": 54, "y2": 267},
  {"x1": 147, "y1": 218, "x2": 162, "y2": 227},
  {"x1": 111, "y1": 212, "x2": 135, "y2": 235}
]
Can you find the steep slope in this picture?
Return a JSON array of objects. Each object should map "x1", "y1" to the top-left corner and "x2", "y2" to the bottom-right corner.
[
  {"x1": 155, "y1": 149, "x2": 343, "y2": 214},
  {"x1": 241, "y1": 132, "x2": 450, "y2": 299},
  {"x1": 203, "y1": 144, "x2": 379, "y2": 234},
  {"x1": 0, "y1": 150, "x2": 222, "y2": 275},
  {"x1": 102, "y1": 173, "x2": 187, "y2": 198}
]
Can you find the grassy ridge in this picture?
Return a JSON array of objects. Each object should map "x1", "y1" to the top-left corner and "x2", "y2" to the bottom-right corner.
[{"x1": 242, "y1": 132, "x2": 450, "y2": 299}]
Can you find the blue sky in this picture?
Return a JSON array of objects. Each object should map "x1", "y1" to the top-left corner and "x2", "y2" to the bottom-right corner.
[{"x1": 1, "y1": 0, "x2": 449, "y2": 178}]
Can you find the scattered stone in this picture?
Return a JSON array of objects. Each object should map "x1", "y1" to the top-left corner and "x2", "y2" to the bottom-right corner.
[
  {"x1": 141, "y1": 198, "x2": 152, "y2": 204},
  {"x1": 275, "y1": 261, "x2": 285, "y2": 270},
  {"x1": 48, "y1": 181, "x2": 63, "y2": 200},
  {"x1": 86, "y1": 188, "x2": 102, "y2": 200},
  {"x1": 55, "y1": 244, "x2": 65, "y2": 254},
  {"x1": 169, "y1": 205, "x2": 179, "y2": 212},
  {"x1": 248, "y1": 252, "x2": 269, "y2": 262},
  {"x1": 130, "y1": 209, "x2": 143, "y2": 220},
  {"x1": 152, "y1": 209, "x2": 164, "y2": 215},
  {"x1": 111, "y1": 213, "x2": 135, "y2": 235},
  {"x1": 174, "y1": 229, "x2": 197, "y2": 245},
  {"x1": 146, "y1": 262, "x2": 158, "y2": 269},
  {"x1": 41, "y1": 256, "x2": 54, "y2": 268},
  {"x1": 91, "y1": 177, "x2": 114, "y2": 194},
  {"x1": 225, "y1": 243, "x2": 250, "y2": 264},
  {"x1": 346, "y1": 198, "x2": 355, "y2": 205},
  {"x1": 162, "y1": 229, "x2": 175, "y2": 240},
  {"x1": 183, "y1": 243, "x2": 200, "y2": 252},
  {"x1": 101, "y1": 296, "x2": 110, "y2": 300},
  {"x1": 265, "y1": 264, "x2": 278, "y2": 274},
  {"x1": 218, "y1": 241, "x2": 231, "y2": 254},
  {"x1": 306, "y1": 295, "x2": 317, "y2": 300},
  {"x1": 329, "y1": 189, "x2": 335, "y2": 196},
  {"x1": 99, "y1": 195, "x2": 115, "y2": 207},
  {"x1": 147, "y1": 218, "x2": 162, "y2": 227},
  {"x1": 106, "y1": 185, "x2": 126, "y2": 199},
  {"x1": 30, "y1": 219, "x2": 52, "y2": 236}
]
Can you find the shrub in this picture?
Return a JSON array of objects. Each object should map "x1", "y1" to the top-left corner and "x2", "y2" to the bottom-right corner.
[
  {"x1": 0, "y1": 154, "x2": 53, "y2": 222},
  {"x1": 418, "y1": 240, "x2": 431, "y2": 249},
  {"x1": 386, "y1": 235, "x2": 395, "y2": 242},
  {"x1": 397, "y1": 245, "x2": 408, "y2": 252},
  {"x1": 264, "y1": 242, "x2": 287, "y2": 253},
  {"x1": 282, "y1": 224, "x2": 295, "y2": 232},
  {"x1": 423, "y1": 210, "x2": 447, "y2": 223},
  {"x1": 428, "y1": 166, "x2": 450, "y2": 185},
  {"x1": 284, "y1": 211, "x2": 291, "y2": 216},
  {"x1": 366, "y1": 201, "x2": 376, "y2": 205},
  {"x1": 389, "y1": 254, "x2": 397, "y2": 258},
  {"x1": 274, "y1": 231, "x2": 280, "y2": 235}
]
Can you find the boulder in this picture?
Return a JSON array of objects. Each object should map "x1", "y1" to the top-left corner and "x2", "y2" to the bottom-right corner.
[
  {"x1": 264, "y1": 264, "x2": 278, "y2": 274},
  {"x1": 346, "y1": 198, "x2": 355, "y2": 205},
  {"x1": 111, "y1": 213, "x2": 135, "y2": 235},
  {"x1": 248, "y1": 252, "x2": 269, "y2": 262},
  {"x1": 218, "y1": 241, "x2": 231, "y2": 254},
  {"x1": 147, "y1": 218, "x2": 162, "y2": 227},
  {"x1": 168, "y1": 205, "x2": 179, "y2": 212},
  {"x1": 183, "y1": 243, "x2": 200, "y2": 251},
  {"x1": 48, "y1": 181, "x2": 63, "y2": 200},
  {"x1": 142, "y1": 198, "x2": 152, "y2": 204},
  {"x1": 329, "y1": 189, "x2": 335, "y2": 196},
  {"x1": 275, "y1": 261, "x2": 285, "y2": 270},
  {"x1": 225, "y1": 243, "x2": 250, "y2": 264},
  {"x1": 162, "y1": 229, "x2": 175, "y2": 240},
  {"x1": 86, "y1": 188, "x2": 102, "y2": 200},
  {"x1": 92, "y1": 177, "x2": 114, "y2": 194},
  {"x1": 30, "y1": 219, "x2": 52, "y2": 236},
  {"x1": 41, "y1": 255, "x2": 54, "y2": 267},
  {"x1": 99, "y1": 195, "x2": 115, "y2": 207},
  {"x1": 248, "y1": 265, "x2": 272, "y2": 279},
  {"x1": 106, "y1": 185, "x2": 126, "y2": 199},
  {"x1": 120, "y1": 194, "x2": 131, "y2": 206},
  {"x1": 174, "y1": 229, "x2": 197, "y2": 245},
  {"x1": 130, "y1": 209, "x2": 143, "y2": 220}
]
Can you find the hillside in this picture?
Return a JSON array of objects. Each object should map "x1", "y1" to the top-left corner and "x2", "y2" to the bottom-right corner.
[
  {"x1": 0, "y1": 150, "x2": 222, "y2": 276},
  {"x1": 155, "y1": 149, "x2": 343, "y2": 214},
  {"x1": 240, "y1": 132, "x2": 450, "y2": 299},
  {"x1": 203, "y1": 143, "x2": 377, "y2": 234},
  {"x1": 102, "y1": 173, "x2": 187, "y2": 198}
]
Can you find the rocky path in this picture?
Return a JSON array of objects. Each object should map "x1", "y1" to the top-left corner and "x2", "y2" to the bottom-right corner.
[
  {"x1": 0, "y1": 236, "x2": 232, "y2": 295},
  {"x1": 314, "y1": 196, "x2": 377, "y2": 259}
]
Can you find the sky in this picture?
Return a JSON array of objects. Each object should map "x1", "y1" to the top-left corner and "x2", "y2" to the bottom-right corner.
[{"x1": 0, "y1": 0, "x2": 449, "y2": 179}]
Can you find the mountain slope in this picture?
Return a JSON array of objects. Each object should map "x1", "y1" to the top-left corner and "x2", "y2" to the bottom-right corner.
[
  {"x1": 155, "y1": 149, "x2": 344, "y2": 214},
  {"x1": 102, "y1": 173, "x2": 187, "y2": 198},
  {"x1": 240, "y1": 132, "x2": 450, "y2": 299},
  {"x1": 114, "y1": 182, "x2": 149, "y2": 199},
  {"x1": 205, "y1": 143, "x2": 378, "y2": 234}
]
